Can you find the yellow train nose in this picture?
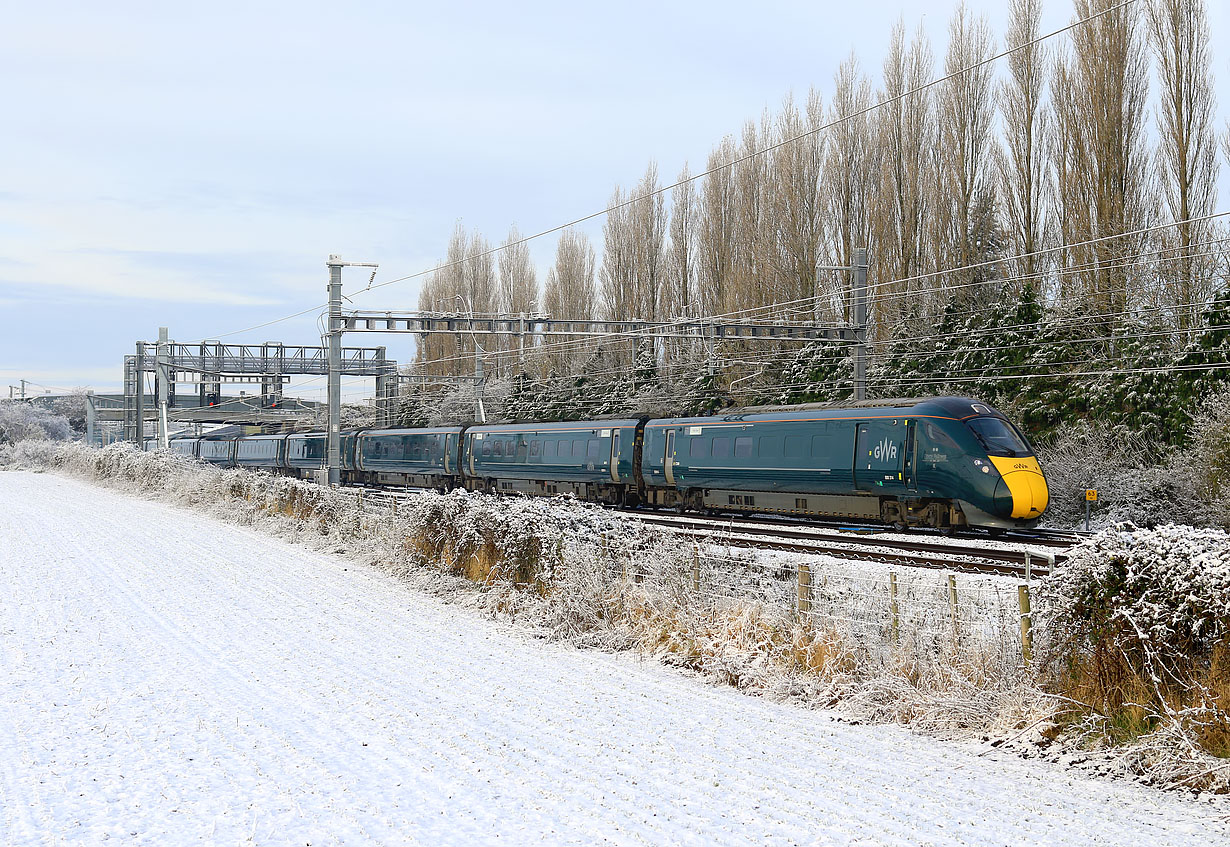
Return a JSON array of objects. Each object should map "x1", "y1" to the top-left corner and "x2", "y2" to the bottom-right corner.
[{"x1": 989, "y1": 456, "x2": 1049, "y2": 519}]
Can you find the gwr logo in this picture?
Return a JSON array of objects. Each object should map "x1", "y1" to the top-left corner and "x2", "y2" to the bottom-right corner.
[{"x1": 874, "y1": 438, "x2": 898, "y2": 462}]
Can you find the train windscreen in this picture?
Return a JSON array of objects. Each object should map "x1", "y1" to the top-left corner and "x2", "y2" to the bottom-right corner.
[{"x1": 965, "y1": 417, "x2": 1030, "y2": 458}]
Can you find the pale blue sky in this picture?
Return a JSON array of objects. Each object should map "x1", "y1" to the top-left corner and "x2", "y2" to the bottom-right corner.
[{"x1": 1, "y1": 1, "x2": 1227, "y2": 401}]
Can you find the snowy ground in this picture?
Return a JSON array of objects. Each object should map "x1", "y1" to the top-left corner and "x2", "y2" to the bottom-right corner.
[{"x1": 0, "y1": 471, "x2": 1222, "y2": 846}]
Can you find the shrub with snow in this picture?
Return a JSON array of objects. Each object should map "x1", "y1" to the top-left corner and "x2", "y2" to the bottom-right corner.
[
  {"x1": 1040, "y1": 522, "x2": 1230, "y2": 788},
  {"x1": 0, "y1": 400, "x2": 73, "y2": 446}
]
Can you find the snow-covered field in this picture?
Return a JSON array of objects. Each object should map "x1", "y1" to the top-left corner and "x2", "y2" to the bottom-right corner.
[{"x1": 0, "y1": 471, "x2": 1222, "y2": 846}]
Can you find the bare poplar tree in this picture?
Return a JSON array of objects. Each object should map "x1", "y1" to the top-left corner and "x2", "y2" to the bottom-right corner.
[
  {"x1": 496, "y1": 226, "x2": 538, "y2": 375},
  {"x1": 629, "y1": 162, "x2": 667, "y2": 323},
  {"x1": 770, "y1": 90, "x2": 826, "y2": 313},
  {"x1": 934, "y1": 4, "x2": 998, "y2": 304},
  {"x1": 543, "y1": 229, "x2": 597, "y2": 321},
  {"x1": 871, "y1": 21, "x2": 935, "y2": 335},
  {"x1": 498, "y1": 226, "x2": 538, "y2": 315},
  {"x1": 997, "y1": 0, "x2": 1051, "y2": 286},
  {"x1": 542, "y1": 228, "x2": 597, "y2": 375},
  {"x1": 697, "y1": 137, "x2": 737, "y2": 317},
  {"x1": 822, "y1": 54, "x2": 874, "y2": 323},
  {"x1": 665, "y1": 165, "x2": 697, "y2": 321},
  {"x1": 1053, "y1": 0, "x2": 1152, "y2": 322},
  {"x1": 599, "y1": 185, "x2": 635, "y2": 322},
  {"x1": 730, "y1": 116, "x2": 774, "y2": 315},
  {"x1": 1148, "y1": 0, "x2": 1220, "y2": 328}
]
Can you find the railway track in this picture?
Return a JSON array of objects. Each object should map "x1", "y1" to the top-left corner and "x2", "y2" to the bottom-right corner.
[{"x1": 620, "y1": 512, "x2": 1065, "y2": 579}]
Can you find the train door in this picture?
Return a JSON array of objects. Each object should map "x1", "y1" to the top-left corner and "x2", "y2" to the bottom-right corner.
[
  {"x1": 664, "y1": 430, "x2": 676, "y2": 485},
  {"x1": 610, "y1": 429, "x2": 621, "y2": 483},
  {"x1": 854, "y1": 421, "x2": 905, "y2": 492},
  {"x1": 904, "y1": 421, "x2": 917, "y2": 492}
]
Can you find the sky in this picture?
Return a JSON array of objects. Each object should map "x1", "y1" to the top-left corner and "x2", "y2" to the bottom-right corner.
[{"x1": 1, "y1": 0, "x2": 1228, "y2": 403}]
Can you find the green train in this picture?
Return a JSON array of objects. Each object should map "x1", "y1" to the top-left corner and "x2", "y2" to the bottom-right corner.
[{"x1": 170, "y1": 396, "x2": 1048, "y2": 531}]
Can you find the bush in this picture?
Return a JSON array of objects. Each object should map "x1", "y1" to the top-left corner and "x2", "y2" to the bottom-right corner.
[
  {"x1": 1040, "y1": 523, "x2": 1230, "y2": 789},
  {"x1": 0, "y1": 401, "x2": 72, "y2": 445}
]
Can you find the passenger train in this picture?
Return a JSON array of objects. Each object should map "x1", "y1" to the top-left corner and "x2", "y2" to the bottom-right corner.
[{"x1": 157, "y1": 397, "x2": 1049, "y2": 531}]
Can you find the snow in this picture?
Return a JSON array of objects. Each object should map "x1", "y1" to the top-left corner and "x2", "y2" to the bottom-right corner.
[{"x1": 0, "y1": 471, "x2": 1223, "y2": 846}]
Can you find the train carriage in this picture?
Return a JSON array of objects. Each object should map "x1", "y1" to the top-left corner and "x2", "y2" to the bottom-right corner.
[
  {"x1": 234, "y1": 433, "x2": 287, "y2": 469},
  {"x1": 462, "y1": 419, "x2": 641, "y2": 504},
  {"x1": 198, "y1": 437, "x2": 236, "y2": 467},
  {"x1": 642, "y1": 398, "x2": 1047, "y2": 530},
  {"x1": 285, "y1": 431, "x2": 359, "y2": 478},
  {"x1": 168, "y1": 438, "x2": 199, "y2": 459},
  {"x1": 354, "y1": 427, "x2": 463, "y2": 489}
]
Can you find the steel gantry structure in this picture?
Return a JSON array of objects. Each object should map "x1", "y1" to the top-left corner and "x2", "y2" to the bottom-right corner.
[{"x1": 123, "y1": 329, "x2": 398, "y2": 446}]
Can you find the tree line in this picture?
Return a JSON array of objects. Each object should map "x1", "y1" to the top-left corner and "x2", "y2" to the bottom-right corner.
[{"x1": 406, "y1": 0, "x2": 1229, "y2": 447}]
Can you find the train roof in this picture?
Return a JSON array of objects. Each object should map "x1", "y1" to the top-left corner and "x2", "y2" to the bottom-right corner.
[
  {"x1": 646, "y1": 397, "x2": 1006, "y2": 426},
  {"x1": 467, "y1": 419, "x2": 641, "y2": 433}
]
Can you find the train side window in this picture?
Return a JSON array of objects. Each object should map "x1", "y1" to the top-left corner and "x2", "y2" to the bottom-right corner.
[
  {"x1": 784, "y1": 434, "x2": 807, "y2": 458},
  {"x1": 810, "y1": 434, "x2": 831, "y2": 459},
  {"x1": 586, "y1": 439, "x2": 601, "y2": 458},
  {"x1": 556, "y1": 440, "x2": 568, "y2": 457},
  {"x1": 757, "y1": 435, "x2": 779, "y2": 458},
  {"x1": 689, "y1": 437, "x2": 710, "y2": 458},
  {"x1": 529, "y1": 440, "x2": 542, "y2": 459},
  {"x1": 483, "y1": 441, "x2": 493, "y2": 457},
  {"x1": 573, "y1": 440, "x2": 586, "y2": 457},
  {"x1": 924, "y1": 422, "x2": 959, "y2": 449},
  {"x1": 712, "y1": 436, "x2": 731, "y2": 458},
  {"x1": 734, "y1": 436, "x2": 753, "y2": 458},
  {"x1": 544, "y1": 440, "x2": 556, "y2": 458}
]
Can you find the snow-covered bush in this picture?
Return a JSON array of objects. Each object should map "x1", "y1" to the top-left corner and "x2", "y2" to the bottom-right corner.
[
  {"x1": 1036, "y1": 421, "x2": 1201, "y2": 529},
  {"x1": 1172, "y1": 389, "x2": 1230, "y2": 528},
  {"x1": 1040, "y1": 523, "x2": 1230, "y2": 789},
  {"x1": 0, "y1": 400, "x2": 73, "y2": 445}
]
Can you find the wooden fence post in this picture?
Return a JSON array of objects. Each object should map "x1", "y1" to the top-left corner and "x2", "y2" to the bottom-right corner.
[
  {"x1": 889, "y1": 572, "x2": 899, "y2": 643},
  {"x1": 948, "y1": 573, "x2": 959, "y2": 638},
  {"x1": 692, "y1": 545, "x2": 701, "y2": 592},
  {"x1": 797, "y1": 563, "x2": 812, "y2": 617},
  {"x1": 1018, "y1": 584, "x2": 1033, "y2": 666}
]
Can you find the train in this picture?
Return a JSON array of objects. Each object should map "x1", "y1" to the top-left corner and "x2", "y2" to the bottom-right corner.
[{"x1": 155, "y1": 396, "x2": 1049, "y2": 531}]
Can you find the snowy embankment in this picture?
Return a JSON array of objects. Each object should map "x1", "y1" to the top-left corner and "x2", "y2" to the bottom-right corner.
[{"x1": 0, "y1": 471, "x2": 1222, "y2": 845}]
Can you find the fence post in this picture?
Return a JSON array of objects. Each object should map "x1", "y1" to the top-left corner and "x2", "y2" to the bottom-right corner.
[
  {"x1": 1018, "y1": 584, "x2": 1033, "y2": 666},
  {"x1": 692, "y1": 545, "x2": 701, "y2": 592},
  {"x1": 357, "y1": 489, "x2": 365, "y2": 512},
  {"x1": 948, "y1": 573, "x2": 959, "y2": 638},
  {"x1": 890, "y1": 570, "x2": 900, "y2": 644},
  {"x1": 889, "y1": 572, "x2": 900, "y2": 643},
  {"x1": 1024, "y1": 550, "x2": 1031, "y2": 583},
  {"x1": 797, "y1": 563, "x2": 812, "y2": 618}
]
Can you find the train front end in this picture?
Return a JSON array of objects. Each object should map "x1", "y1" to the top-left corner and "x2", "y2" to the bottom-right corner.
[{"x1": 958, "y1": 410, "x2": 1049, "y2": 529}]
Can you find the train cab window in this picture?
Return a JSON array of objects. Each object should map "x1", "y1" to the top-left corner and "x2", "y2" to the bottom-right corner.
[
  {"x1": 529, "y1": 440, "x2": 542, "y2": 459},
  {"x1": 712, "y1": 436, "x2": 731, "y2": 458},
  {"x1": 734, "y1": 436, "x2": 753, "y2": 458},
  {"x1": 757, "y1": 435, "x2": 779, "y2": 458},
  {"x1": 689, "y1": 437, "x2": 710, "y2": 458},
  {"x1": 784, "y1": 434, "x2": 807, "y2": 458},
  {"x1": 966, "y1": 417, "x2": 1030, "y2": 457},
  {"x1": 586, "y1": 439, "x2": 601, "y2": 458},
  {"x1": 544, "y1": 440, "x2": 556, "y2": 458}
]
